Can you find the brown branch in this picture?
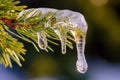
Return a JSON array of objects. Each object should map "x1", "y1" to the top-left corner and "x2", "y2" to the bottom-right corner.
[{"x1": 0, "y1": 18, "x2": 37, "y2": 28}]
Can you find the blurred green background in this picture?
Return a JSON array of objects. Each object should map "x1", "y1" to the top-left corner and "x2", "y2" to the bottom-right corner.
[{"x1": 1, "y1": 0, "x2": 120, "y2": 80}]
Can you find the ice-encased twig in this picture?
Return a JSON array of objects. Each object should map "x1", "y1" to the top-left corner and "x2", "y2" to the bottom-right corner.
[{"x1": 17, "y1": 8, "x2": 88, "y2": 73}]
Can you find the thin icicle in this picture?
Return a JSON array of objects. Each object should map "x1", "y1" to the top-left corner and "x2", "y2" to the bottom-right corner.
[
  {"x1": 54, "y1": 29, "x2": 67, "y2": 54},
  {"x1": 71, "y1": 30, "x2": 88, "y2": 73},
  {"x1": 37, "y1": 31, "x2": 47, "y2": 49},
  {"x1": 76, "y1": 36, "x2": 88, "y2": 73}
]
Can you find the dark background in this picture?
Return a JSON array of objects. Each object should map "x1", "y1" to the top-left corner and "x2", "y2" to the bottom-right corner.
[
  {"x1": 0, "y1": 0, "x2": 120, "y2": 80},
  {"x1": 19, "y1": 0, "x2": 120, "y2": 62}
]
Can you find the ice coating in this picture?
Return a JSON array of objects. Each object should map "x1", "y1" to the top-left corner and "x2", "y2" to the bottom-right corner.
[
  {"x1": 17, "y1": 8, "x2": 58, "y2": 20},
  {"x1": 55, "y1": 9, "x2": 88, "y2": 73},
  {"x1": 17, "y1": 8, "x2": 88, "y2": 73},
  {"x1": 37, "y1": 31, "x2": 47, "y2": 49},
  {"x1": 18, "y1": 8, "x2": 87, "y2": 32},
  {"x1": 55, "y1": 10, "x2": 88, "y2": 33}
]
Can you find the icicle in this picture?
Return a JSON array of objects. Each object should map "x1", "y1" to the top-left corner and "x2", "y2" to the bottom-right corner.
[
  {"x1": 76, "y1": 36, "x2": 88, "y2": 73},
  {"x1": 71, "y1": 30, "x2": 88, "y2": 73},
  {"x1": 54, "y1": 29, "x2": 67, "y2": 54},
  {"x1": 18, "y1": 8, "x2": 88, "y2": 73},
  {"x1": 37, "y1": 31, "x2": 47, "y2": 49}
]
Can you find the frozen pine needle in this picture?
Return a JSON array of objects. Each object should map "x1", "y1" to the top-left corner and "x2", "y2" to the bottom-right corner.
[{"x1": 17, "y1": 8, "x2": 88, "y2": 73}]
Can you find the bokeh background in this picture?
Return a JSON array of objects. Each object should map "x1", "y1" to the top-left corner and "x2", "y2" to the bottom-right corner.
[{"x1": 0, "y1": 0, "x2": 120, "y2": 80}]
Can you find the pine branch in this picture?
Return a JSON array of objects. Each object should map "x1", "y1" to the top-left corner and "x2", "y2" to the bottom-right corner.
[
  {"x1": 0, "y1": 0, "x2": 88, "y2": 73},
  {"x1": 0, "y1": 0, "x2": 27, "y2": 18},
  {"x1": 0, "y1": 0, "x2": 27, "y2": 67},
  {"x1": 0, "y1": 23, "x2": 26, "y2": 67}
]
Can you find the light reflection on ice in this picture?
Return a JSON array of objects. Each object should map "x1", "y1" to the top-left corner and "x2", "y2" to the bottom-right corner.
[{"x1": 18, "y1": 8, "x2": 88, "y2": 73}]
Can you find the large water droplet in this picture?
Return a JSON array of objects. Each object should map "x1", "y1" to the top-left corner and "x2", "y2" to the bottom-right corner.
[{"x1": 37, "y1": 31, "x2": 47, "y2": 49}]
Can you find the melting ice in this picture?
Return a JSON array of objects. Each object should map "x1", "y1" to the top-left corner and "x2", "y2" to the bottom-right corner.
[
  {"x1": 18, "y1": 8, "x2": 88, "y2": 73},
  {"x1": 54, "y1": 9, "x2": 88, "y2": 73}
]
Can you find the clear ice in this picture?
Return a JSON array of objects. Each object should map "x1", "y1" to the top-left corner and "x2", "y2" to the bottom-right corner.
[
  {"x1": 54, "y1": 29, "x2": 67, "y2": 54},
  {"x1": 54, "y1": 10, "x2": 88, "y2": 73},
  {"x1": 37, "y1": 31, "x2": 47, "y2": 49},
  {"x1": 76, "y1": 37, "x2": 88, "y2": 73},
  {"x1": 71, "y1": 30, "x2": 88, "y2": 73},
  {"x1": 18, "y1": 8, "x2": 88, "y2": 73}
]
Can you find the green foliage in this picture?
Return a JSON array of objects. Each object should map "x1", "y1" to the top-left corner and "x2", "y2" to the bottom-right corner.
[
  {"x1": 0, "y1": 0, "x2": 27, "y2": 18},
  {"x1": 0, "y1": 0, "x2": 27, "y2": 67},
  {"x1": 0, "y1": 0, "x2": 75, "y2": 68},
  {"x1": 0, "y1": 24, "x2": 26, "y2": 68}
]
